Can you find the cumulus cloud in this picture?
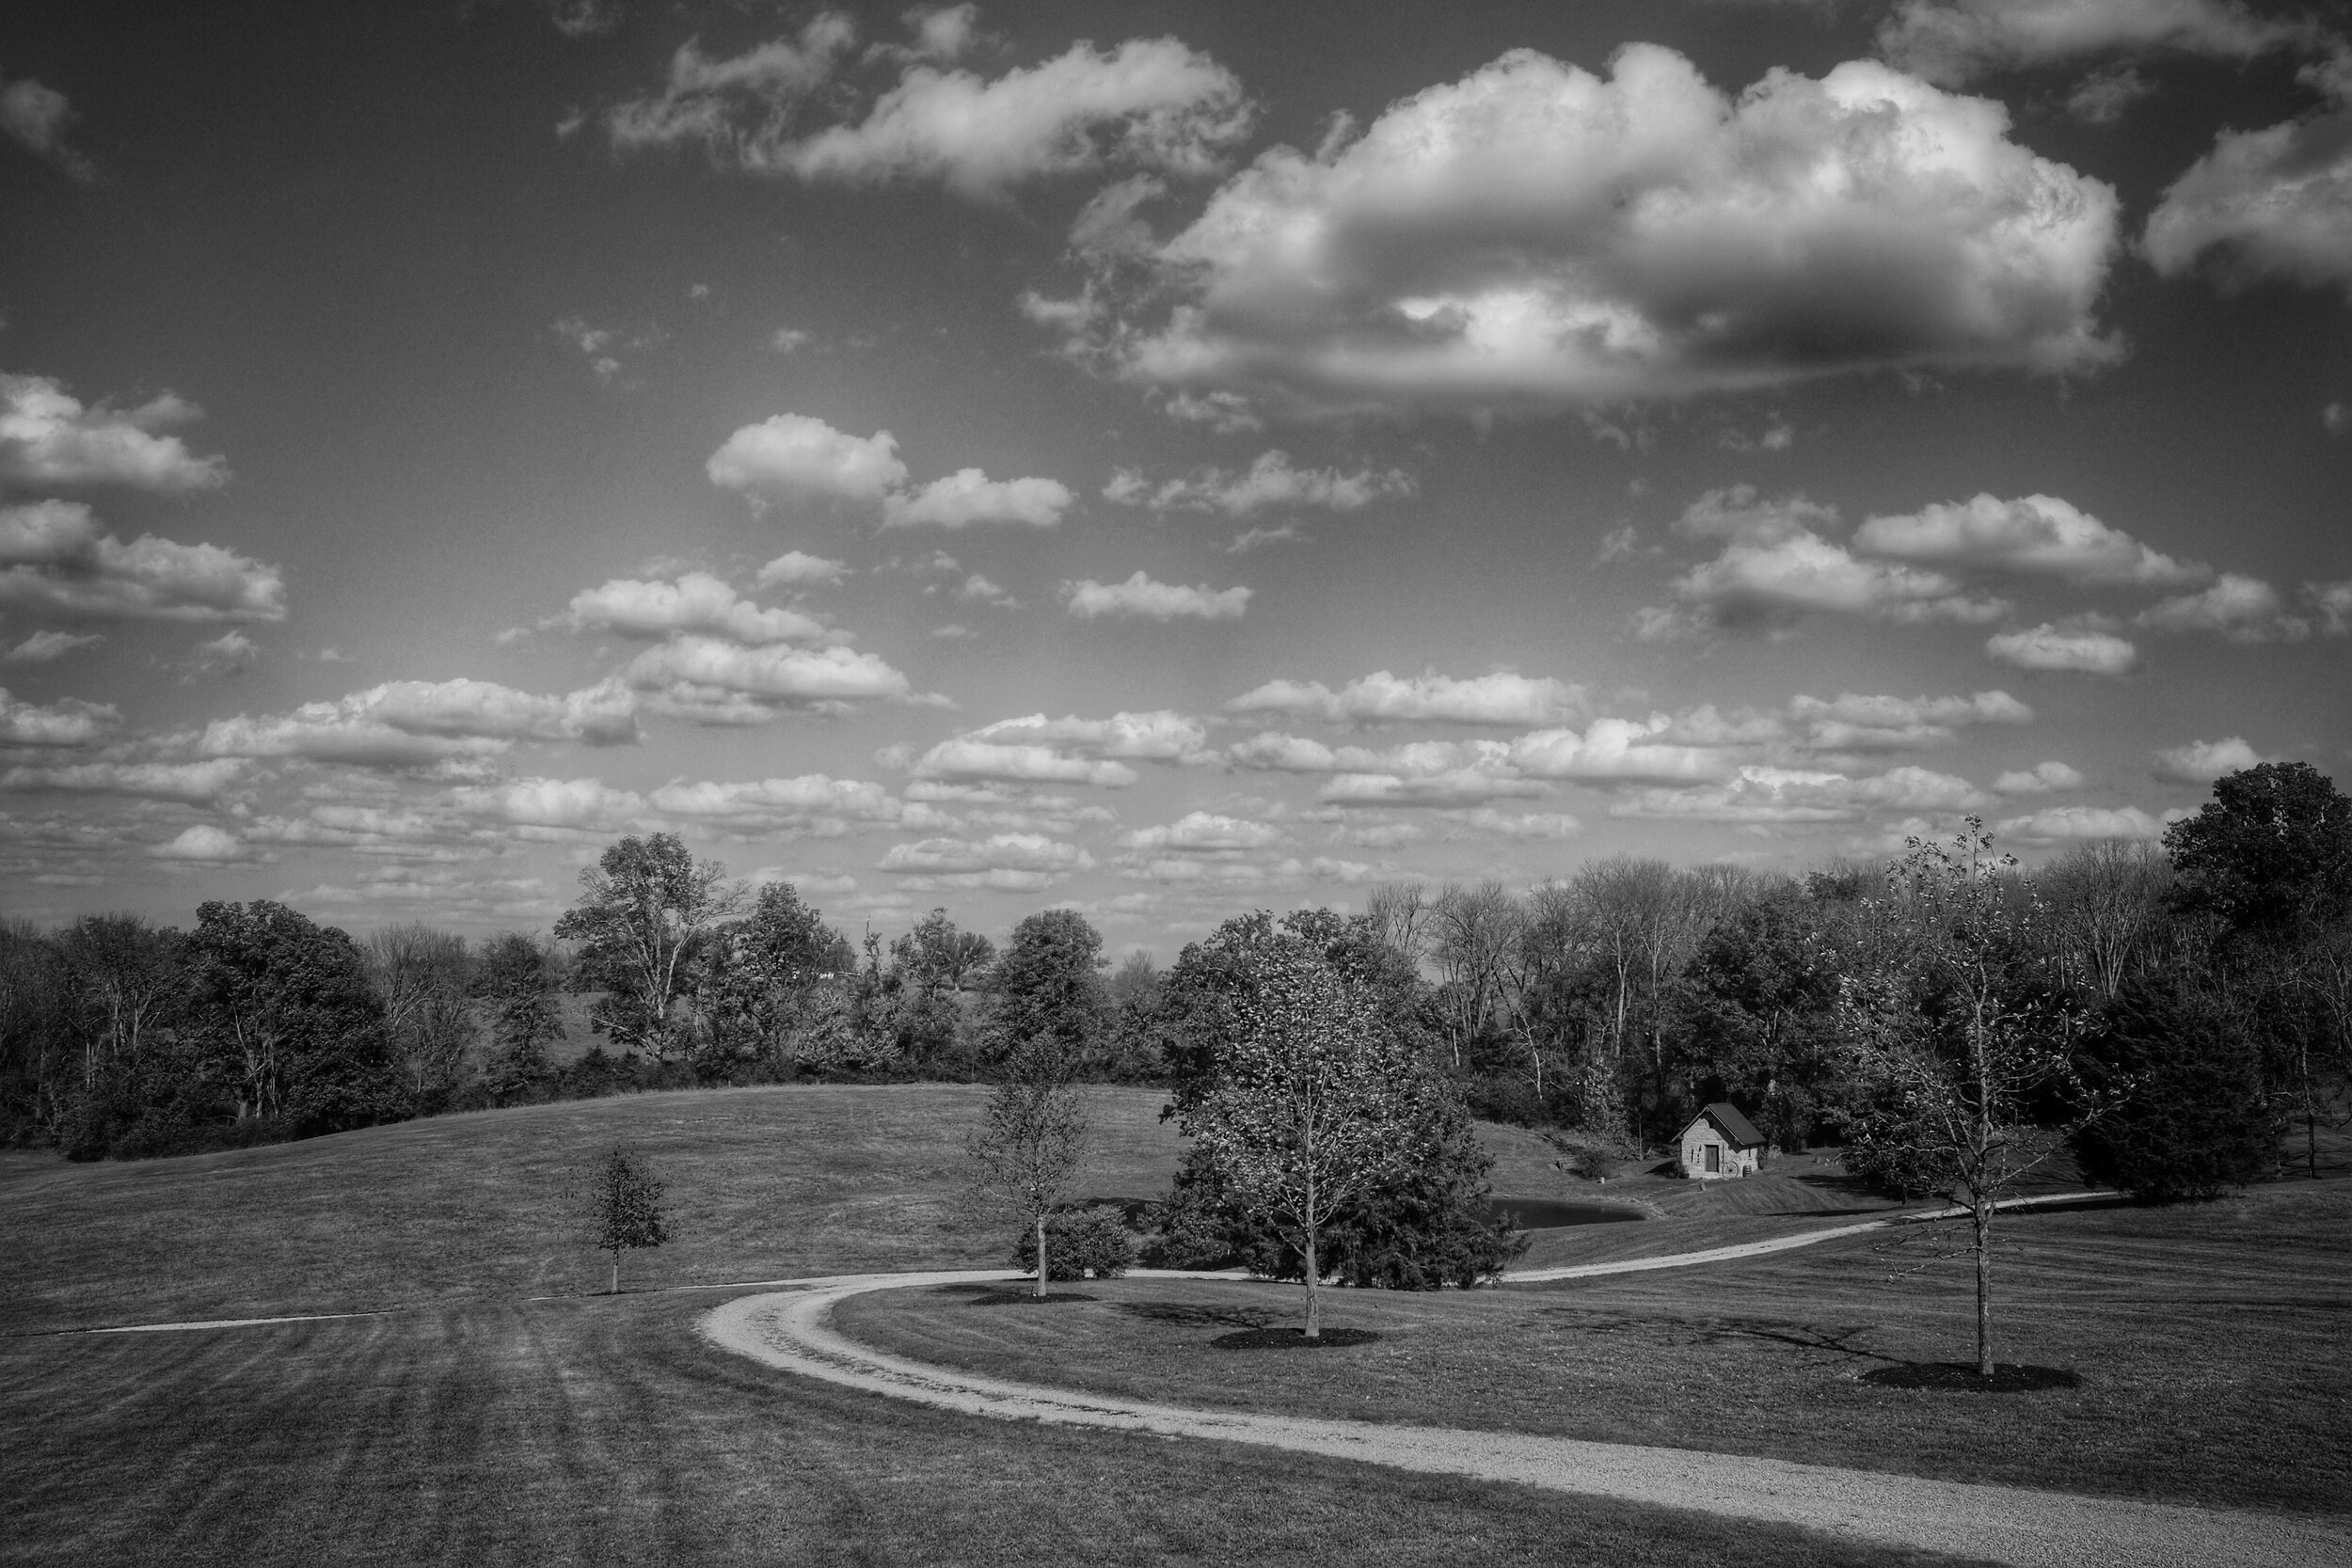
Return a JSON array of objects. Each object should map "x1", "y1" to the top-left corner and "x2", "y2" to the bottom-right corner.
[
  {"x1": 454, "y1": 775, "x2": 647, "y2": 832},
  {"x1": 184, "y1": 629, "x2": 260, "y2": 679},
  {"x1": 1050, "y1": 44, "x2": 2121, "y2": 411},
  {"x1": 623, "y1": 636, "x2": 918, "y2": 721},
  {"x1": 883, "y1": 468, "x2": 1072, "y2": 529},
  {"x1": 963, "y1": 710, "x2": 1210, "y2": 761},
  {"x1": 1995, "y1": 802, "x2": 2173, "y2": 842},
  {"x1": 0, "y1": 500, "x2": 286, "y2": 624},
  {"x1": 2142, "y1": 101, "x2": 2352, "y2": 298},
  {"x1": 1227, "y1": 669, "x2": 1587, "y2": 727},
  {"x1": 707, "y1": 414, "x2": 908, "y2": 506},
  {"x1": 2312, "y1": 578, "x2": 2352, "y2": 634},
  {"x1": 0, "y1": 757, "x2": 247, "y2": 803},
  {"x1": 151, "y1": 825, "x2": 261, "y2": 863},
  {"x1": 1852, "y1": 493, "x2": 2207, "y2": 586},
  {"x1": 756, "y1": 550, "x2": 851, "y2": 588},
  {"x1": 609, "y1": 19, "x2": 1251, "y2": 200},
  {"x1": 2, "y1": 629, "x2": 101, "y2": 664},
  {"x1": 1061, "y1": 571, "x2": 1249, "y2": 621},
  {"x1": 1876, "y1": 0, "x2": 2305, "y2": 85},
  {"x1": 1784, "y1": 689, "x2": 2033, "y2": 751},
  {"x1": 1318, "y1": 770, "x2": 1551, "y2": 808},
  {"x1": 1613, "y1": 764, "x2": 1988, "y2": 822},
  {"x1": 1661, "y1": 488, "x2": 2006, "y2": 632},
  {"x1": 1447, "y1": 807, "x2": 1584, "y2": 840},
  {"x1": 0, "y1": 687, "x2": 119, "y2": 747},
  {"x1": 200, "y1": 677, "x2": 640, "y2": 768},
  {"x1": 560, "y1": 572, "x2": 832, "y2": 644},
  {"x1": 908, "y1": 738, "x2": 1139, "y2": 789},
  {"x1": 0, "y1": 372, "x2": 229, "y2": 491},
  {"x1": 2153, "y1": 736, "x2": 2272, "y2": 784},
  {"x1": 2134, "y1": 573, "x2": 2309, "y2": 641},
  {"x1": 648, "y1": 772, "x2": 902, "y2": 832},
  {"x1": 1985, "y1": 621, "x2": 2138, "y2": 673},
  {"x1": 0, "y1": 74, "x2": 94, "y2": 180},
  {"x1": 1120, "y1": 811, "x2": 1284, "y2": 852},
  {"x1": 1994, "y1": 759, "x2": 2086, "y2": 794},
  {"x1": 879, "y1": 832, "x2": 1095, "y2": 889},
  {"x1": 1103, "y1": 451, "x2": 1414, "y2": 515}
]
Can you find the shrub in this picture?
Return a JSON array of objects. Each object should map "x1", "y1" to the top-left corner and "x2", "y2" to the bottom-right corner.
[
  {"x1": 2072, "y1": 979, "x2": 2281, "y2": 1201},
  {"x1": 1009, "y1": 1202, "x2": 1136, "y2": 1280}
]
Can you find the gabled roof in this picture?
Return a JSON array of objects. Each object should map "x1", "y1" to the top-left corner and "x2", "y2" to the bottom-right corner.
[{"x1": 1683, "y1": 1101, "x2": 1766, "y2": 1148}]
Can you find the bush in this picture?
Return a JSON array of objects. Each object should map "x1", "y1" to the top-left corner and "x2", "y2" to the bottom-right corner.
[
  {"x1": 1009, "y1": 1203, "x2": 1136, "y2": 1280},
  {"x1": 2072, "y1": 979, "x2": 2281, "y2": 1201}
]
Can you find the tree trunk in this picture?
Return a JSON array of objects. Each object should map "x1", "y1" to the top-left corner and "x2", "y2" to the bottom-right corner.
[
  {"x1": 1035, "y1": 1212, "x2": 1047, "y2": 1300},
  {"x1": 1975, "y1": 1198, "x2": 1994, "y2": 1378},
  {"x1": 610, "y1": 1254, "x2": 618, "y2": 1295},
  {"x1": 1304, "y1": 1218, "x2": 1320, "y2": 1340}
]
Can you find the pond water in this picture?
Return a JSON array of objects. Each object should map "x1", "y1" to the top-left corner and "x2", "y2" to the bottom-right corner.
[{"x1": 1484, "y1": 1196, "x2": 1645, "y2": 1229}]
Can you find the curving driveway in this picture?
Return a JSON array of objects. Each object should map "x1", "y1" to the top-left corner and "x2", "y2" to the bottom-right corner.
[{"x1": 701, "y1": 1267, "x2": 2352, "y2": 1568}]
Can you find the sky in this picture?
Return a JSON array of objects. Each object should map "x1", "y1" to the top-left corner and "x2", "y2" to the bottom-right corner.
[{"x1": 1, "y1": 0, "x2": 2347, "y2": 956}]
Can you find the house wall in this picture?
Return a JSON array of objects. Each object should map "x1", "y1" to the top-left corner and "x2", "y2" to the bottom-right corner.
[{"x1": 1679, "y1": 1122, "x2": 1760, "y2": 1180}]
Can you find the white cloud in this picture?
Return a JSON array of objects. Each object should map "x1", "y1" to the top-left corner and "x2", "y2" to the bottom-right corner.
[
  {"x1": 0, "y1": 372, "x2": 229, "y2": 491},
  {"x1": 2066, "y1": 64, "x2": 2153, "y2": 124},
  {"x1": 2312, "y1": 578, "x2": 2352, "y2": 635},
  {"x1": 0, "y1": 500, "x2": 286, "y2": 624},
  {"x1": 549, "y1": 316, "x2": 662, "y2": 388},
  {"x1": 1994, "y1": 760, "x2": 2086, "y2": 794},
  {"x1": 1104, "y1": 451, "x2": 1414, "y2": 515},
  {"x1": 200, "y1": 677, "x2": 640, "y2": 768},
  {"x1": 1227, "y1": 523, "x2": 1304, "y2": 554},
  {"x1": 454, "y1": 776, "x2": 647, "y2": 832},
  {"x1": 1318, "y1": 769, "x2": 1551, "y2": 808},
  {"x1": 879, "y1": 832, "x2": 1095, "y2": 883},
  {"x1": 1059, "y1": 45, "x2": 2121, "y2": 410},
  {"x1": 1852, "y1": 493, "x2": 2207, "y2": 586},
  {"x1": 151, "y1": 825, "x2": 260, "y2": 863},
  {"x1": 561, "y1": 572, "x2": 832, "y2": 643},
  {"x1": 1985, "y1": 621, "x2": 2138, "y2": 673},
  {"x1": 1447, "y1": 807, "x2": 1583, "y2": 840},
  {"x1": 1995, "y1": 802, "x2": 2174, "y2": 842},
  {"x1": 2143, "y1": 103, "x2": 2352, "y2": 297},
  {"x1": 1511, "y1": 721, "x2": 1738, "y2": 783},
  {"x1": 609, "y1": 23, "x2": 1251, "y2": 200},
  {"x1": 883, "y1": 468, "x2": 1072, "y2": 528},
  {"x1": 1120, "y1": 811, "x2": 1284, "y2": 852},
  {"x1": 0, "y1": 758, "x2": 247, "y2": 803},
  {"x1": 756, "y1": 550, "x2": 850, "y2": 587},
  {"x1": 1663, "y1": 489, "x2": 2007, "y2": 631},
  {"x1": 623, "y1": 636, "x2": 918, "y2": 719},
  {"x1": 1061, "y1": 571, "x2": 1249, "y2": 622},
  {"x1": 0, "y1": 687, "x2": 119, "y2": 747},
  {"x1": 1228, "y1": 669, "x2": 1586, "y2": 727},
  {"x1": 2134, "y1": 573, "x2": 2309, "y2": 641},
  {"x1": 707, "y1": 414, "x2": 909, "y2": 506},
  {"x1": 1, "y1": 629, "x2": 101, "y2": 664},
  {"x1": 1784, "y1": 689, "x2": 2034, "y2": 751},
  {"x1": 908, "y1": 738, "x2": 1138, "y2": 788},
  {"x1": 648, "y1": 773, "x2": 902, "y2": 830},
  {"x1": 2153, "y1": 736, "x2": 2272, "y2": 784},
  {"x1": 1877, "y1": 0, "x2": 2305, "y2": 84},
  {"x1": 964, "y1": 710, "x2": 1210, "y2": 761},
  {"x1": 1613, "y1": 764, "x2": 1988, "y2": 822},
  {"x1": 184, "y1": 629, "x2": 261, "y2": 679},
  {"x1": 952, "y1": 574, "x2": 1017, "y2": 608},
  {"x1": 0, "y1": 73, "x2": 94, "y2": 180}
]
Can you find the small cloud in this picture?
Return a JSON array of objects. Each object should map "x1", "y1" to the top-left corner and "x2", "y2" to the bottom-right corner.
[
  {"x1": 756, "y1": 549, "x2": 851, "y2": 588},
  {"x1": 2326, "y1": 403, "x2": 2349, "y2": 436},
  {"x1": 184, "y1": 629, "x2": 259, "y2": 679},
  {"x1": 771, "y1": 327, "x2": 814, "y2": 355},
  {"x1": 0, "y1": 72, "x2": 95, "y2": 181},
  {"x1": 1061, "y1": 572, "x2": 1250, "y2": 622},
  {"x1": 931, "y1": 623, "x2": 977, "y2": 640},
  {"x1": 954, "y1": 573, "x2": 1018, "y2": 607},
  {"x1": 550, "y1": 317, "x2": 664, "y2": 388},
  {"x1": 1994, "y1": 760, "x2": 2085, "y2": 796},
  {"x1": 1985, "y1": 623, "x2": 2137, "y2": 675},
  {"x1": 2153, "y1": 736, "x2": 2273, "y2": 784},
  {"x1": 2066, "y1": 66, "x2": 2153, "y2": 126},
  {"x1": 151, "y1": 824, "x2": 263, "y2": 863},
  {"x1": 2, "y1": 629, "x2": 101, "y2": 664},
  {"x1": 317, "y1": 647, "x2": 352, "y2": 662},
  {"x1": 1228, "y1": 524, "x2": 1304, "y2": 554}
]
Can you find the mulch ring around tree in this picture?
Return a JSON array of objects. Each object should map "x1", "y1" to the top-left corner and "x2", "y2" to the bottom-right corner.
[
  {"x1": 960, "y1": 1290, "x2": 1101, "y2": 1307},
  {"x1": 1861, "y1": 1362, "x2": 2081, "y2": 1392},
  {"x1": 1211, "y1": 1325, "x2": 1384, "y2": 1350}
]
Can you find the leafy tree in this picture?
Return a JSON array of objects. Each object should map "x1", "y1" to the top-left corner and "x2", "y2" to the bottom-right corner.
[
  {"x1": 966, "y1": 1078, "x2": 1091, "y2": 1298},
  {"x1": 1181, "y1": 934, "x2": 1432, "y2": 1338},
  {"x1": 892, "y1": 909, "x2": 994, "y2": 998},
  {"x1": 984, "y1": 908, "x2": 1106, "y2": 1080},
  {"x1": 473, "y1": 931, "x2": 564, "y2": 1101},
  {"x1": 582, "y1": 1143, "x2": 668, "y2": 1293},
  {"x1": 56, "y1": 914, "x2": 183, "y2": 1092},
  {"x1": 1835, "y1": 821, "x2": 2098, "y2": 1379},
  {"x1": 187, "y1": 901, "x2": 394, "y2": 1132},
  {"x1": 1678, "y1": 881, "x2": 1845, "y2": 1152},
  {"x1": 555, "y1": 833, "x2": 743, "y2": 1061},
  {"x1": 696, "y1": 882, "x2": 848, "y2": 1073},
  {"x1": 2072, "y1": 978, "x2": 2281, "y2": 1199}
]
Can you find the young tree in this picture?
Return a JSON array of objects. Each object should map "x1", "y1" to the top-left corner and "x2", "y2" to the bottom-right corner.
[
  {"x1": 1181, "y1": 936, "x2": 1431, "y2": 1338},
  {"x1": 966, "y1": 1078, "x2": 1091, "y2": 1298},
  {"x1": 473, "y1": 931, "x2": 564, "y2": 1101},
  {"x1": 1836, "y1": 820, "x2": 2098, "y2": 1379},
  {"x1": 555, "y1": 833, "x2": 744, "y2": 1061},
  {"x1": 582, "y1": 1144, "x2": 668, "y2": 1294}
]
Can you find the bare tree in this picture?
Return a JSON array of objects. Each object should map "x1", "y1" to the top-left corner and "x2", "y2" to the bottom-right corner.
[
  {"x1": 2039, "y1": 840, "x2": 2173, "y2": 998},
  {"x1": 1363, "y1": 881, "x2": 1430, "y2": 972},
  {"x1": 365, "y1": 923, "x2": 474, "y2": 1111},
  {"x1": 1429, "y1": 881, "x2": 1519, "y2": 1070},
  {"x1": 56, "y1": 915, "x2": 181, "y2": 1089}
]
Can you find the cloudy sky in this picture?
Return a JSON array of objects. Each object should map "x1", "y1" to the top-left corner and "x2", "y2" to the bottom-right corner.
[{"x1": 2, "y1": 0, "x2": 2347, "y2": 952}]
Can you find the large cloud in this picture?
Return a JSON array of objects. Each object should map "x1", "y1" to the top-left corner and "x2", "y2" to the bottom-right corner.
[
  {"x1": 1785, "y1": 689, "x2": 2032, "y2": 751},
  {"x1": 2142, "y1": 101, "x2": 2352, "y2": 298},
  {"x1": 883, "y1": 469, "x2": 1072, "y2": 529},
  {"x1": 0, "y1": 687, "x2": 119, "y2": 747},
  {"x1": 1, "y1": 72, "x2": 95, "y2": 180},
  {"x1": 1104, "y1": 451, "x2": 1414, "y2": 515},
  {"x1": 1852, "y1": 493, "x2": 2207, "y2": 586},
  {"x1": 453, "y1": 776, "x2": 647, "y2": 832},
  {"x1": 0, "y1": 501, "x2": 286, "y2": 624},
  {"x1": 2152, "y1": 735, "x2": 2272, "y2": 784},
  {"x1": 200, "y1": 677, "x2": 640, "y2": 767},
  {"x1": 611, "y1": 20, "x2": 1252, "y2": 200},
  {"x1": 1060, "y1": 571, "x2": 1249, "y2": 621},
  {"x1": 707, "y1": 413, "x2": 1069, "y2": 527},
  {"x1": 1050, "y1": 44, "x2": 2120, "y2": 410},
  {"x1": 1613, "y1": 764, "x2": 1988, "y2": 822},
  {"x1": 1876, "y1": 0, "x2": 2305, "y2": 85},
  {"x1": 0, "y1": 372, "x2": 226, "y2": 491},
  {"x1": 1230, "y1": 670, "x2": 1586, "y2": 728},
  {"x1": 1658, "y1": 489, "x2": 2007, "y2": 632},
  {"x1": 2134, "y1": 573, "x2": 2309, "y2": 641},
  {"x1": 0, "y1": 757, "x2": 247, "y2": 803},
  {"x1": 561, "y1": 572, "x2": 832, "y2": 643},
  {"x1": 623, "y1": 636, "x2": 917, "y2": 721}
]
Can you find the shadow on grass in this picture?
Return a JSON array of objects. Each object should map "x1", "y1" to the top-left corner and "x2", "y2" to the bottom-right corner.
[
  {"x1": 959, "y1": 1290, "x2": 1100, "y2": 1307},
  {"x1": 1211, "y1": 1326, "x2": 1383, "y2": 1350},
  {"x1": 1117, "y1": 1300, "x2": 1275, "y2": 1333},
  {"x1": 1862, "y1": 1362, "x2": 2081, "y2": 1392}
]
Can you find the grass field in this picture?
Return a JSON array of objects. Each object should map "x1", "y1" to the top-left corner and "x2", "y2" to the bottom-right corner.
[{"x1": 5, "y1": 1084, "x2": 2342, "y2": 1564}]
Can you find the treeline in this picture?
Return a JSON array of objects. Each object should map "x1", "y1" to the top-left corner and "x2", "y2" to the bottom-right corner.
[{"x1": 5, "y1": 763, "x2": 2347, "y2": 1188}]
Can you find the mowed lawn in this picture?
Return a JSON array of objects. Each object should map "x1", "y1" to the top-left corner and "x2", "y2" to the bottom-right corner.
[{"x1": 839, "y1": 1181, "x2": 2352, "y2": 1517}]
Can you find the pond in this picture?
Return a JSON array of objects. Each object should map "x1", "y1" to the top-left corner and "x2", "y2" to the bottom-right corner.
[{"x1": 1484, "y1": 1196, "x2": 1645, "y2": 1229}]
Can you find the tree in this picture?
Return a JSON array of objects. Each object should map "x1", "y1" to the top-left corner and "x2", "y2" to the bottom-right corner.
[
  {"x1": 582, "y1": 1144, "x2": 668, "y2": 1293},
  {"x1": 555, "y1": 833, "x2": 744, "y2": 1061},
  {"x1": 696, "y1": 882, "x2": 848, "y2": 1073},
  {"x1": 56, "y1": 914, "x2": 183, "y2": 1092},
  {"x1": 187, "y1": 900, "x2": 394, "y2": 1131},
  {"x1": 966, "y1": 1078, "x2": 1091, "y2": 1298},
  {"x1": 984, "y1": 908, "x2": 1106, "y2": 1080},
  {"x1": 1181, "y1": 935, "x2": 1431, "y2": 1338},
  {"x1": 1678, "y1": 881, "x2": 1845, "y2": 1152},
  {"x1": 2072, "y1": 978, "x2": 2281, "y2": 1200},
  {"x1": 364, "y1": 923, "x2": 475, "y2": 1115},
  {"x1": 1835, "y1": 821, "x2": 2098, "y2": 1379},
  {"x1": 473, "y1": 931, "x2": 563, "y2": 1101},
  {"x1": 892, "y1": 909, "x2": 994, "y2": 998}
]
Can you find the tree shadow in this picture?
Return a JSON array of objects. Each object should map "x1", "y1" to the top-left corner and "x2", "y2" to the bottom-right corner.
[
  {"x1": 1210, "y1": 1325, "x2": 1383, "y2": 1350},
  {"x1": 960, "y1": 1289, "x2": 1099, "y2": 1307},
  {"x1": 1862, "y1": 1362, "x2": 2081, "y2": 1392},
  {"x1": 1117, "y1": 1300, "x2": 1276, "y2": 1332}
]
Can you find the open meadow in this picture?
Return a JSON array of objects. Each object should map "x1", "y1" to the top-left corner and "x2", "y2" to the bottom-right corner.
[{"x1": 5, "y1": 1085, "x2": 2346, "y2": 1565}]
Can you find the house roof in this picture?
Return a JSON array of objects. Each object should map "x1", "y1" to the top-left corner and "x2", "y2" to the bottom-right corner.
[{"x1": 1685, "y1": 1101, "x2": 1766, "y2": 1148}]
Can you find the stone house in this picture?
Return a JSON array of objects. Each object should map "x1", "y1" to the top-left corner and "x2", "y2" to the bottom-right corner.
[{"x1": 1677, "y1": 1101, "x2": 1766, "y2": 1180}]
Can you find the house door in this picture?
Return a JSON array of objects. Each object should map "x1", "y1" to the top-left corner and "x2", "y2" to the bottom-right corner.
[{"x1": 1705, "y1": 1144, "x2": 1721, "y2": 1173}]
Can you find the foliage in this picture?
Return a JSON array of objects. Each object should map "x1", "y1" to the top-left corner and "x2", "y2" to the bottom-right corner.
[
  {"x1": 2073, "y1": 978, "x2": 2283, "y2": 1200},
  {"x1": 582, "y1": 1143, "x2": 668, "y2": 1292},
  {"x1": 472, "y1": 931, "x2": 563, "y2": 1102},
  {"x1": 694, "y1": 881, "x2": 850, "y2": 1076},
  {"x1": 555, "y1": 833, "x2": 743, "y2": 1060},
  {"x1": 186, "y1": 900, "x2": 397, "y2": 1135},
  {"x1": 983, "y1": 908, "x2": 1106, "y2": 1080},
  {"x1": 1006, "y1": 1202, "x2": 1136, "y2": 1280},
  {"x1": 965, "y1": 1078, "x2": 1091, "y2": 1297}
]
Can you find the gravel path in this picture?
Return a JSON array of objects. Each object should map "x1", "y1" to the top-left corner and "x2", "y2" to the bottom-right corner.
[{"x1": 701, "y1": 1268, "x2": 2352, "y2": 1568}]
